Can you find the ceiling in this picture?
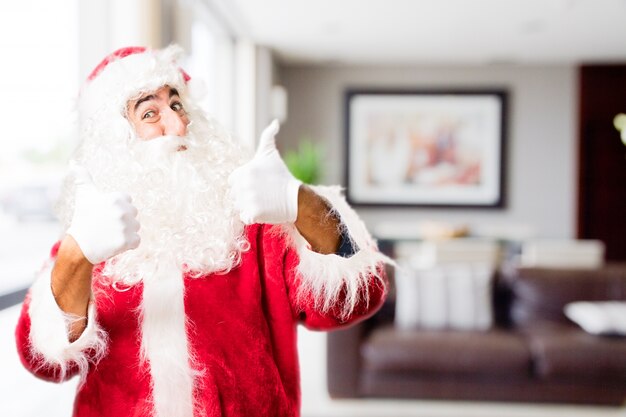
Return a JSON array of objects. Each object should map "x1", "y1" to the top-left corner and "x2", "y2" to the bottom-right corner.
[{"x1": 211, "y1": 0, "x2": 626, "y2": 66}]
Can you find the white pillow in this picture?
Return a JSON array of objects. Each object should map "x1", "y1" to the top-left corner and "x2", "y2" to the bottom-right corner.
[
  {"x1": 564, "y1": 301, "x2": 626, "y2": 335},
  {"x1": 395, "y1": 263, "x2": 494, "y2": 331}
]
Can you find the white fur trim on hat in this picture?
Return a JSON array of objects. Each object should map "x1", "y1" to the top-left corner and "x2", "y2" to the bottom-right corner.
[
  {"x1": 79, "y1": 45, "x2": 188, "y2": 122},
  {"x1": 281, "y1": 185, "x2": 391, "y2": 320},
  {"x1": 27, "y1": 261, "x2": 108, "y2": 382}
]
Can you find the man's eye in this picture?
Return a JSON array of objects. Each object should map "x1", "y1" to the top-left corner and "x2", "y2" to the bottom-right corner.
[
  {"x1": 171, "y1": 102, "x2": 185, "y2": 113},
  {"x1": 142, "y1": 110, "x2": 156, "y2": 120}
]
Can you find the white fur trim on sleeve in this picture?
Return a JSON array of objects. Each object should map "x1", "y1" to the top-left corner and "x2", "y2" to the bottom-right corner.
[
  {"x1": 282, "y1": 185, "x2": 392, "y2": 319},
  {"x1": 28, "y1": 261, "x2": 108, "y2": 382}
]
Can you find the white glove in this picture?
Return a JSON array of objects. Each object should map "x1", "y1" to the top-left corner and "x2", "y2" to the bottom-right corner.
[
  {"x1": 228, "y1": 120, "x2": 302, "y2": 224},
  {"x1": 66, "y1": 163, "x2": 141, "y2": 264}
]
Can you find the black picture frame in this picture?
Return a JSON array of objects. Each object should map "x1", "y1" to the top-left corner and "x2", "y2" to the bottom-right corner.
[{"x1": 344, "y1": 89, "x2": 507, "y2": 208}]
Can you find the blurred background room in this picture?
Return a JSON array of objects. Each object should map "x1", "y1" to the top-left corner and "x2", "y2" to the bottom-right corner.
[{"x1": 1, "y1": 0, "x2": 626, "y2": 416}]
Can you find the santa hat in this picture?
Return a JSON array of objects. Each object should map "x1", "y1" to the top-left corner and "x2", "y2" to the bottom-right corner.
[{"x1": 79, "y1": 45, "x2": 191, "y2": 122}]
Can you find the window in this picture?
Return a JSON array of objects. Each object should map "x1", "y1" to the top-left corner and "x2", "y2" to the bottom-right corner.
[
  {"x1": 0, "y1": 3, "x2": 81, "y2": 416},
  {"x1": 0, "y1": 0, "x2": 79, "y2": 298},
  {"x1": 184, "y1": 1, "x2": 235, "y2": 131}
]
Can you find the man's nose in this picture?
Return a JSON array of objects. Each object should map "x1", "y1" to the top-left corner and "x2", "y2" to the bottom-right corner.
[{"x1": 161, "y1": 107, "x2": 188, "y2": 136}]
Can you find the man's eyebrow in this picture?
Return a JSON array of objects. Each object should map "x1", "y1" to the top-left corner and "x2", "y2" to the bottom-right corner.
[
  {"x1": 133, "y1": 94, "x2": 156, "y2": 112},
  {"x1": 132, "y1": 89, "x2": 180, "y2": 112}
]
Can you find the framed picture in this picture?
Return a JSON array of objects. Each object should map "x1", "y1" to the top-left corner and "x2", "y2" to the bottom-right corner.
[{"x1": 344, "y1": 89, "x2": 507, "y2": 208}]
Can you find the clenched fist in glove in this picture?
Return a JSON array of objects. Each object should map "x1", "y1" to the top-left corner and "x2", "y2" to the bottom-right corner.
[
  {"x1": 66, "y1": 164, "x2": 141, "y2": 264},
  {"x1": 228, "y1": 120, "x2": 302, "y2": 224}
]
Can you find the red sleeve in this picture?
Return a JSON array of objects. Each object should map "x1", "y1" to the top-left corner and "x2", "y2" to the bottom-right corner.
[
  {"x1": 15, "y1": 241, "x2": 105, "y2": 383},
  {"x1": 283, "y1": 247, "x2": 387, "y2": 330},
  {"x1": 15, "y1": 292, "x2": 80, "y2": 382}
]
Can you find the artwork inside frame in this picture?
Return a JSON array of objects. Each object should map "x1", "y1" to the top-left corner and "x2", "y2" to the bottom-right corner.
[{"x1": 344, "y1": 89, "x2": 507, "y2": 208}]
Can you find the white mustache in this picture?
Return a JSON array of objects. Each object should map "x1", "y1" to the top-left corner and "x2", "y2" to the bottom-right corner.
[
  {"x1": 130, "y1": 135, "x2": 189, "y2": 162},
  {"x1": 143, "y1": 135, "x2": 186, "y2": 151}
]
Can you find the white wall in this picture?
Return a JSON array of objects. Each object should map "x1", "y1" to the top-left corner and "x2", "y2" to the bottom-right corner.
[
  {"x1": 278, "y1": 64, "x2": 578, "y2": 239},
  {"x1": 78, "y1": 0, "x2": 164, "y2": 80}
]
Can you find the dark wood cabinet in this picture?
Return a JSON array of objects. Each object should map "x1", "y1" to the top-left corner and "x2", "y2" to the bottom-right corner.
[{"x1": 578, "y1": 65, "x2": 626, "y2": 261}]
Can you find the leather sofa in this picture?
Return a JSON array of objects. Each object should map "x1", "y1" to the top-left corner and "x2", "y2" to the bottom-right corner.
[{"x1": 327, "y1": 264, "x2": 626, "y2": 405}]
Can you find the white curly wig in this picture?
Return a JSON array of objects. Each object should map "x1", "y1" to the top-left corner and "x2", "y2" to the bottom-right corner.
[{"x1": 56, "y1": 45, "x2": 251, "y2": 285}]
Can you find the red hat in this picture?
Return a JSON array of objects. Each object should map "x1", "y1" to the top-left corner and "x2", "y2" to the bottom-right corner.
[
  {"x1": 87, "y1": 46, "x2": 191, "y2": 83},
  {"x1": 80, "y1": 45, "x2": 190, "y2": 120}
]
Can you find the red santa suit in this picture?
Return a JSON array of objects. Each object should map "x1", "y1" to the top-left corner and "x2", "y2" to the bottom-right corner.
[{"x1": 15, "y1": 185, "x2": 388, "y2": 417}]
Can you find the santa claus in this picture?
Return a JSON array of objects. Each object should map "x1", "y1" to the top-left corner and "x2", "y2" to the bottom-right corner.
[{"x1": 15, "y1": 45, "x2": 388, "y2": 417}]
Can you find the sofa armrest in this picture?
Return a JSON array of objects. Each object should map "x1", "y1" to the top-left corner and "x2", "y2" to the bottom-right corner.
[
  {"x1": 327, "y1": 320, "x2": 367, "y2": 397},
  {"x1": 327, "y1": 258, "x2": 395, "y2": 398}
]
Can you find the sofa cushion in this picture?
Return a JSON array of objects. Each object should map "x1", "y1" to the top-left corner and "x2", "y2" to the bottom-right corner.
[
  {"x1": 527, "y1": 326, "x2": 626, "y2": 382},
  {"x1": 507, "y1": 266, "x2": 626, "y2": 328},
  {"x1": 394, "y1": 263, "x2": 494, "y2": 330},
  {"x1": 361, "y1": 324, "x2": 530, "y2": 376}
]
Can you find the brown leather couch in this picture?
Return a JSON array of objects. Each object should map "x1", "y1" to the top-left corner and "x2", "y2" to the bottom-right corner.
[{"x1": 327, "y1": 264, "x2": 626, "y2": 405}]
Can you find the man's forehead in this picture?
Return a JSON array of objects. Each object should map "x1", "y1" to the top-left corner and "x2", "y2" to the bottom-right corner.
[
  {"x1": 129, "y1": 86, "x2": 181, "y2": 110},
  {"x1": 133, "y1": 86, "x2": 179, "y2": 101}
]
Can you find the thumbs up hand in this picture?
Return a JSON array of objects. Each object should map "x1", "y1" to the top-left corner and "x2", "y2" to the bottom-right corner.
[
  {"x1": 65, "y1": 162, "x2": 141, "y2": 264},
  {"x1": 228, "y1": 120, "x2": 302, "y2": 224}
]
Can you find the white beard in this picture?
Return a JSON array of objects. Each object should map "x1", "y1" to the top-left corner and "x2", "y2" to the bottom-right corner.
[{"x1": 58, "y1": 115, "x2": 251, "y2": 286}]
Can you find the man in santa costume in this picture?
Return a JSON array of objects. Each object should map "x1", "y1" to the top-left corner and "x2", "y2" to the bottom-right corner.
[{"x1": 15, "y1": 45, "x2": 388, "y2": 417}]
